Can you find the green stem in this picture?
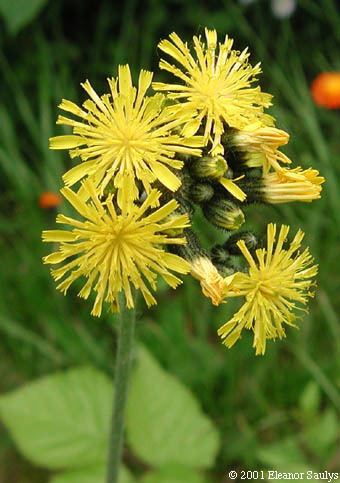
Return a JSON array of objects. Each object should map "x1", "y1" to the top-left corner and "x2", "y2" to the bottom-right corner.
[{"x1": 106, "y1": 293, "x2": 136, "y2": 483}]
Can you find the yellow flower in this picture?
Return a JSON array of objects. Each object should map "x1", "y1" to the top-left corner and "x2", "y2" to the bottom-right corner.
[
  {"x1": 218, "y1": 224, "x2": 318, "y2": 355},
  {"x1": 262, "y1": 167, "x2": 325, "y2": 203},
  {"x1": 153, "y1": 29, "x2": 273, "y2": 155},
  {"x1": 49, "y1": 65, "x2": 203, "y2": 210},
  {"x1": 229, "y1": 123, "x2": 291, "y2": 173},
  {"x1": 42, "y1": 180, "x2": 191, "y2": 316}
]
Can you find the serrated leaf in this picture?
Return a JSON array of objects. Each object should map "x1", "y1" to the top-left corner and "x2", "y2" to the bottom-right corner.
[
  {"x1": 141, "y1": 465, "x2": 206, "y2": 483},
  {"x1": 126, "y1": 345, "x2": 220, "y2": 468},
  {"x1": 50, "y1": 465, "x2": 134, "y2": 483},
  {"x1": 0, "y1": 0, "x2": 48, "y2": 34},
  {"x1": 0, "y1": 367, "x2": 112, "y2": 469},
  {"x1": 299, "y1": 381, "x2": 321, "y2": 414}
]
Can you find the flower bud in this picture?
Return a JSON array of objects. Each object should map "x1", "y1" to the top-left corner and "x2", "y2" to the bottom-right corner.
[
  {"x1": 190, "y1": 155, "x2": 227, "y2": 180},
  {"x1": 224, "y1": 231, "x2": 258, "y2": 255},
  {"x1": 189, "y1": 182, "x2": 215, "y2": 203},
  {"x1": 203, "y1": 198, "x2": 245, "y2": 230},
  {"x1": 211, "y1": 244, "x2": 230, "y2": 265}
]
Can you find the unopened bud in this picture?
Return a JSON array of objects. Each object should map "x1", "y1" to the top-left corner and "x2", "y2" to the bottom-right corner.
[
  {"x1": 203, "y1": 198, "x2": 245, "y2": 231},
  {"x1": 224, "y1": 231, "x2": 258, "y2": 255},
  {"x1": 190, "y1": 182, "x2": 214, "y2": 203},
  {"x1": 211, "y1": 244, "x2": 230, "y2": 265},
  {"x1": 190, "y1": 155, "x2": 227, "y2": 180}
]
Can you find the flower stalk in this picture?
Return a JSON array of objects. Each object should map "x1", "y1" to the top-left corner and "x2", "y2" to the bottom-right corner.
[{"x1": 106, "y1": 293, "x2": 136, "y2": 483}]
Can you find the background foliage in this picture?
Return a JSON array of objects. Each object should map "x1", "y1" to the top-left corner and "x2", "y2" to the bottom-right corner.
[{"x1": 0, "y1": 0, "x2": 339, "y2": 481}]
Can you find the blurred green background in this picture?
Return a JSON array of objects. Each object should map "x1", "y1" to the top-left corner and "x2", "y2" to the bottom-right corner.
[{"x1": 0, "y1": 0, "x2": 339, "y2": 482}]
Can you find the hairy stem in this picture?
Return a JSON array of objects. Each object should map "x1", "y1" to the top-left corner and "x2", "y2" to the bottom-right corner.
[{"x1": 106, "y1": 294, "x2": 136, "y2": 483}]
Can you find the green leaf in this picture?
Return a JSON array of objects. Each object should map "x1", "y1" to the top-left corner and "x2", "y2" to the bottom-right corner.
[
  {"x1": 50, "y1": 465, "x2": 134, "y2": 483},
  {"x1": 299, "y1": 381, "x2": 321, "y2": 414},
  {"x1": 303, "y1": 408, "x2": 339, "y2": 454},
  {"x1": 141, "y1": 465, "x2": 207, "y2": 483},
  {"x1": 126, "y1": 346, "x2": 220, "y2": 468},
  {"x1": 0, "y1": 0, "x2": 48, "y2": 34},
  {"x1": 0, "y1": 367, "x2": 112, "y2": 469}
]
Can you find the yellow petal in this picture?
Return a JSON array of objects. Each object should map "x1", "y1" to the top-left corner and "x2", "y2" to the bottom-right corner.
[
  {"x1": 181, "y1": 117, "x2": 202, "y2": 137},
  {"x1": 144, "y1": 199, "x2": 178, "y2": 224},
  {"x1": 43, "y1": 252, "x2": 68, "y2": 264},
  {"x1": 62, "y1": 160, "x2": 96, "y2": 186},
  {"x1": 219, "y1": 178, "x2": 247, "y2": 202},
  {"x1": 49, "y1": 135, "x2": 86, "y2": 150},
  {"x1": 151, "y1": 163, "x2": 181, "y2": 192},
  {"x1": 59, "y1": 99, "x2": 87, "y2": 118},
  {"x1": 163, "y1": 252, "x2": 191, "y2": 274},
  {"x1": 42, "y1": 230, "x2": 77, "y2": 242},
  {"x1": 60, "y1": 187, "x2": 91, "y2": 219},
  {"x1": 118, "y1": 64, "x2": 133, "y2": 96}
]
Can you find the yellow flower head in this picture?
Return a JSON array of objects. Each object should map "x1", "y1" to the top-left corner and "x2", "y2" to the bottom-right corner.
[
  {"x1": 263, "y1": 167, "x2": 325, "y2": 204},
  {"x1": 49, "y1": 65, "x2": 203, "y2": 210},
  {"x1": 218, "y1": 224, "x2": 318, "y2": 355},
  {"x1": 42, "y1": 180, "x2": 191, "y2": 316},
  {"x1": 153, "y1": 29, "x2": 273, "y2": 155},
  {"x1": 229, "y1": 123, "x2": 291, "y2": 173}
]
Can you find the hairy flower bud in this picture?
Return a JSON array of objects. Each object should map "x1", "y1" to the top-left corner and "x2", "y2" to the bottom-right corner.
[
  {"x1": 202, "y1": 198, "x2": 245, "y2": 230},
  {"x1": 189, "y1": 182, "x2": 215, "y2": 203},
  {"x1": 190, "y1": 155, "x2": 227, "y2": 180},
  {"x1": 211, "y1": 244, "x2": 230, "y2": 265},
  {"x1": 224, "y1": 231, "x2": 258, "y2": 255}
]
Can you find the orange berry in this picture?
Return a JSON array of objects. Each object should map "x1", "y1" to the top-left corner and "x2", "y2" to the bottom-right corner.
[
  {"x1": 311, "y1": 72, "x2": 340, "y2": 109},
  {"x1": 39, "y1": 191, "x2": 62, "y2": 209}
]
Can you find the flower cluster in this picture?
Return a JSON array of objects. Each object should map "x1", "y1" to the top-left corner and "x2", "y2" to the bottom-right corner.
[{"x1": 43, "y1": 28, "x2": 324, "y2": 354}]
